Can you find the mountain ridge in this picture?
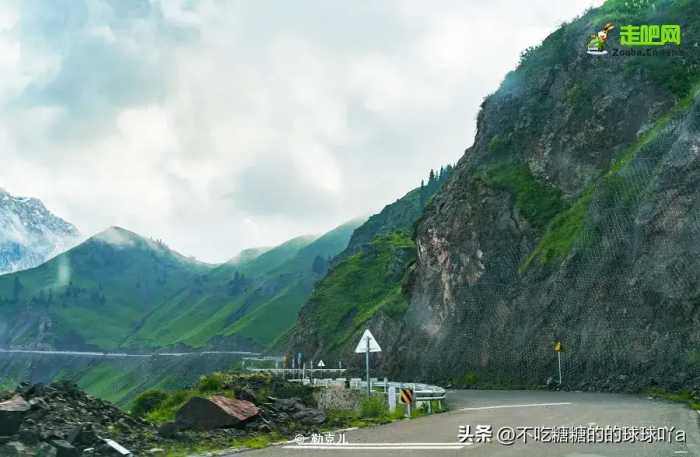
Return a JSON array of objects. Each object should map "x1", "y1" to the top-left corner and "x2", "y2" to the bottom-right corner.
[
  {"x1": 0, "y1": 219, "x2": 364, "y2": 353},
  {"x1": 0, "y1": 188, "x2": 80, "y2": 275}
]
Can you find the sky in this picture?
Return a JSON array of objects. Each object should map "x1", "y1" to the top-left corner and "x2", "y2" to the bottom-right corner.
[{"x1": 0, "y1": 0, "x2": 603, "y2": 263}]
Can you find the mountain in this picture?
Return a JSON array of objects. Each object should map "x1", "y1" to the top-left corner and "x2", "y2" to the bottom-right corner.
[
  {"x1": 0, "y1": 188, "x2": 79, "y2": 275},
  {"x1": 0, "y1": 227, "x2": 212, "y2": 350},
  {"x1": 0, "y1": 220, "x2": 364, "y2": 352},
  {"x1": 123, "y1": 219, "x2": 365, "y2": 351},
  {"x1": 286, "y1": 168, "x2": 452, "y2": 355},
  {"x1": 289, "y1": 0, "x2": 700, "y2": 391}
]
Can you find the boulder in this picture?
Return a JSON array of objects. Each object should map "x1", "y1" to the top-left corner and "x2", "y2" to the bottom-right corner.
[
  {"x1": 175, "y1": 396, "x2": 259, "y2": 431},
  {"x1": 271, "y1": 397, "x2": 305, "y2": 413},
  {"x1": 156, "y1": 422, "x2": 179, "y2": 439},
  {"x1": 235, "y1": 387, "x2": 257, "y2": 403},
  {"x1": 0, "y1": 441, "x2": 55, "y2": 457},
  {"x1": 51, "y1": 439, "x2": 79, "y2": 457},
  {"x1": 266, "y1": 397, "x2": 326, "y2": 426},
  {"x1": 0, "y1": 395, "x2": 30, "y2": 435},
  {"x1": 73, "y1": 424, "x2": 100, "y2": 447},
  {"x1": 292, "y1": 408, "x2": 326, "y2": 426},
  {"x1": 0, "y1": 441, "x2": 27, "y2": 457},
  {"x1": 36, "y1": 442, "x2": 58, "y2": 457}
]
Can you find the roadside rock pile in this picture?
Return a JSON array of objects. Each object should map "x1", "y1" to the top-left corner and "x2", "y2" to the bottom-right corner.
[
  {"x1": 264, "y1": 397, "x2": 326, "y2": 429},
  {"x1": 0, "y1": 381, "x2": 155, "y2": 456},
  {"x1": 0, "y1": 376, "x2": 330, "y2": 456},
  {"x1": 159, "y1": 394, "x2": 326, "y2": 438}
]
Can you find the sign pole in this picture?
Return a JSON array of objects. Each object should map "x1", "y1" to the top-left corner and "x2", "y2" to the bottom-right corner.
[
  {"x1": 558, "y1": 352, "x2": 562, "y2": 385},
  {"x1": 365, "y1": 336, "x2": 370, "y2": 396},
  {"x1": 354, "y1": 328, "x2": 381, "y2": 396}
]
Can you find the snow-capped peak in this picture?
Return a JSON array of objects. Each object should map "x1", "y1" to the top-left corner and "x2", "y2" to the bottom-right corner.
[{"x1": 0, "y1": 188, "x2": 80, "y2": 275}]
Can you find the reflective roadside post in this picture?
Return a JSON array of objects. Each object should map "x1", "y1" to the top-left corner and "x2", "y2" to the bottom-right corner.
[{"x1": 554, "y1": 340, "x2": 564, "y2": 385}]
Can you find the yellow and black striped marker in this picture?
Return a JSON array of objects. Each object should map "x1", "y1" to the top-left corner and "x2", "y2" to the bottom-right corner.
[{"x1": 399, "y1": 388, "x2": 414, "y2": 405}]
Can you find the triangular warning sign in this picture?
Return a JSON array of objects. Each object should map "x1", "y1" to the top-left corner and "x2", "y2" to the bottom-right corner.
[
  {"x1": 317, "y1": 360, "x2": 325, "y2": 368},
  {"x1": 354, "y1": 329, "x2": 382, "y2": 353}
]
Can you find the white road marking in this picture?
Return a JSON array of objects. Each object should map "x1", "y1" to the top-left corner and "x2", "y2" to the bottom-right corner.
[
  {"x1": 293, "y1": 443, "x2": 469, "y2": 446},
  {"x1": 459, "y1": 402, "x2": 573, "y2": 411},
  {"x1": 282, "y1": 443, "x2": 468, "y2": 450}
]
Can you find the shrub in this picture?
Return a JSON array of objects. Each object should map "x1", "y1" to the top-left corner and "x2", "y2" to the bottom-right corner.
[
  {"x1": 359, "y1": 395, "x2": 388, "y2": 419},
  {"x1": 390, "y1": 404, "x2": 406, "y2": 420},
  {"x1": 131, "y1": 390, "x2": 168, "y2": 417},
  {"x1": 196, "y1": 372, "x2": 227, "y2": 392},
  {"x1": 462, "y1": 372, "x2": 478, "y2": 387},
  {"x1": 145, "y1": 390, "x2": 196, "y2": 424}
]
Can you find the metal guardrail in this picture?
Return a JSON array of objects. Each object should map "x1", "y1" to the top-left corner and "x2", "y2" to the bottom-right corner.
[
  {"x1": 246, "y1": 368, "x2": 347, "y2": 375},
  {"x1": 373, "y1": 380, "x2": 447, "y2": 402},
  {"x1": 250, "y1": 371, "x2": 447, "y2": 410}
]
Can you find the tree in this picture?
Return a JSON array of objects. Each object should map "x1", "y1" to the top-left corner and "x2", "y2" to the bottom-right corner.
[{"x1": 429, "y1": 169, "x2": 435, "y2": 183}]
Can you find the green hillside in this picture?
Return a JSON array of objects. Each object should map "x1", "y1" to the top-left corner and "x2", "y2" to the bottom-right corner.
[
  {"x1": 124, "y1": 219, "x2": 364, "y2": 350},
  {"x1": 0, "y1": 220, "x2": 364, "y2": 352},
  {"x1": 0, "y1": 227, "x2": 211, "y2": 349},
  {"x1": 341, "y1": 166, "x2": 453, "y2": 258},
  {"x1": 287, "y1": 168, "x2": 452, "y2": 354}
]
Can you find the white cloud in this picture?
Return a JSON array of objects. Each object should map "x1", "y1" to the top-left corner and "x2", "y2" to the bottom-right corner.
[{"x1": 0, "y1": 0, "x2": 603, "y2": 262}]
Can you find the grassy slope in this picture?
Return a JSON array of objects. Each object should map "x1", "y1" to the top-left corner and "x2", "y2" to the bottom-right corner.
[
  {"x1": 0, "y1": 220, "x2": 362, "y2": 352},
  {"x1": 0, "y1": 227, "x2": 212, "y2": 349},
  {"x1": 287, "y1": 171, "x2": 452, "y2": 353},
  {"x1": 123, "y1": 219, "x2": 364, "y2": 350},
  {"x1": 309, "y1": 232, "x2": 415, "y2": 352}
]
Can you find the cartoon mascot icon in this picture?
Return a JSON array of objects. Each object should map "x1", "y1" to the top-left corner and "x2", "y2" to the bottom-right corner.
[{"x1": 587, "y1": 22, "x2": 615, "y2": 55}]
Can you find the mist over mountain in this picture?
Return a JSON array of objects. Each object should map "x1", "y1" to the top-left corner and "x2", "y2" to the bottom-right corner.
[{"x1": 0, "y1": 188, "x2": 80, "y2": 275}]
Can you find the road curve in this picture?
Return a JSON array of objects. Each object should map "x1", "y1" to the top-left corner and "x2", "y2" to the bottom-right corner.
[{"x1": 240, "y1": 389, "x2": 700, "y2": 457}]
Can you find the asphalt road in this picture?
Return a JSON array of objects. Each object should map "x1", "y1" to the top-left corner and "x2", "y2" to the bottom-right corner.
[{"x1": 242, "y1": 390, "x2": 700, "y2": 457}]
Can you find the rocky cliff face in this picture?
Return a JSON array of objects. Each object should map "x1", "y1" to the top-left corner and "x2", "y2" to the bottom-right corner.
[
  {"x1": 292, "y1": 0, "x2": 700, "y2": 391},
  {"x1": 0, "y1": 188, "x2": 79, "y2": 275},
  {"x1": 401, "y1": 0, "x2": 700, "y2": 389}
]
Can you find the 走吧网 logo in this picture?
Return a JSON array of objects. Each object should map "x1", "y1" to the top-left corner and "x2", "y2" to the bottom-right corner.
[
  {"x1": 619, "y1": 24, "x2": 681, "y2": 46},
  {"x1": 587, "y1": 22, "x2": 615, "y2": 55},
  {"x1": 587, "y1": 22, "x2": 682, "y2": 57}
]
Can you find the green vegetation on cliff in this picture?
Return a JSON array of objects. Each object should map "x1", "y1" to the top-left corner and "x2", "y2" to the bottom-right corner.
[
  {"x1": 482, "y1": 163, "x2": 567, "y2": 229},
  {"x1": 308, "y1": 231, "x2": 414, "y2": 352},
  {"x1": 342, "y1": 166, "x2": 453, "y2": 257},
  {"x1": 288, "y1": 167, "x2": 452, "y2": 357},
  {"x1": 523, "y1": 80, "x2": 700, "y2": 270}
]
